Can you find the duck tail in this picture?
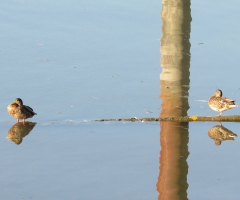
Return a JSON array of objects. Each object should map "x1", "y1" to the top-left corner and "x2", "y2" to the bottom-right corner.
[{"x1": 230, "y1": 104, "x2": 238, "y2": 108}]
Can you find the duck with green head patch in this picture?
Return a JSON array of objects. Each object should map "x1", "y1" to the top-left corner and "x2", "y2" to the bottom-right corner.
[
  {"x1": 208, "y1": 89, "x2": 237, "y2": 116},
  {"x1": 7, "y1": 98, "x2": 37, "y2": 123}
]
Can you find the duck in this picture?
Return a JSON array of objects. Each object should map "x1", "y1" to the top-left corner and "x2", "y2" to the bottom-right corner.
[
  {"x1": 208, "y1": 89, "x2": 237, "y2": 116},
  {"x1": 7, "y1": 98, "x2": 37, "y2": 123}
]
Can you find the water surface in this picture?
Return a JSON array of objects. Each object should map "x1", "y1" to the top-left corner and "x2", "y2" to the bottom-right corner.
[{"x1": 1, "y1": 0, "x2": 240, "y2": 199}]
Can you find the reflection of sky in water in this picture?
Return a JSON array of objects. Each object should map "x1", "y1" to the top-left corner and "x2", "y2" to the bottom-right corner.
[
  {"x1": 1, "y1": 1, "x2": 240, "y2": 122},
  {"x1": 190, "y1": 2, "x2": 240, "y2": 116},
  {"x1": 1, "y1": 0, "x2": 240, "y2": 199},
  {"x1": 188, "y1": 122, "x2": 240, "y2": 199},
  {"x1": 1, "y1": 121, "x2": 239, "y2": 199},
  {"x1": 0, "y1": 122, "x2": 160, "y2": 199},
  {"x1": 0, "y1": 1, "x2": 161, "y2": 122}
]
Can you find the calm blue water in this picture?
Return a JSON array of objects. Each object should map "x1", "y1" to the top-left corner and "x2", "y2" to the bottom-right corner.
[
  {"x1": 0, "y1": 0, "x2": 160, "y2": 122},
  {"x1": 1, "y1": 0, "x2": 240, "y2": 199},
  {"x1": 189, "y1": 1, "x2": 240, "y2": 116},
  {"x1": 0, "y1": 122, "x2": 160, "y2": 199},
  {"x1": 188, "y1": 122, "x2": 240, "y2": 200}
]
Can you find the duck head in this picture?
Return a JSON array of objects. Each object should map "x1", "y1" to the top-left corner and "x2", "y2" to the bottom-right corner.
[
  {"x1": 13, "y1": 98, "x2": 23, "y2": 106},
  {"x1": 214, "y1": 89, "x2": 222, "y2": 97}
]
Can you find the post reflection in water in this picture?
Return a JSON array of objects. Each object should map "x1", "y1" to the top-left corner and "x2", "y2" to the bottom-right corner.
[
  {"x1": 157, "y1": 0, "x2": 191, "y2": 199},
  {"x1": 208, "y1": 124, "x2": 238, "y2": 146},
  {"x1": 7, "y1": 122, "x2": 37, "y2": 145}
]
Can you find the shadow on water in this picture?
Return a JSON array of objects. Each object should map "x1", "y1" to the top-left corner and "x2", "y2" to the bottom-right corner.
[
  {"x1": 157, "y1": 0, "x2": 191, "y2": 199},
  {"x1": 6, "y1": 122, "x2": 37, "y2": 145}
]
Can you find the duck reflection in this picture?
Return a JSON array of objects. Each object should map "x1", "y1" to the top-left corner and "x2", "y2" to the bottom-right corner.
[
  {"x1": 208, "y1": 125, "x2": 238, "y2": 145},
  {"x1": 7, "y1": 122, "x2": 36, "y2": 145}
]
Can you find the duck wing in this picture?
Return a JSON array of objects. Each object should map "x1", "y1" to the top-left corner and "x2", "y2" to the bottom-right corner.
[
  {"x1": 224, "y1": 97, "x2": 235, "y2": 102},
  {"x1": 220, "y1": 97, "x2": 236, "y2": 104},
  {"x1": 24, "y1": 105, "x2": 37, "y2": 115}
]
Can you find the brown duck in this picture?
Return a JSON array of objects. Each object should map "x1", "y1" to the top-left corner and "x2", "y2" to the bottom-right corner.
[
  {"x1": 7, "y1": 98, "x2": 37, "y2": 123},
  {"x1": 208, "y1": 89, "x2": 237, "y2": 116}
]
